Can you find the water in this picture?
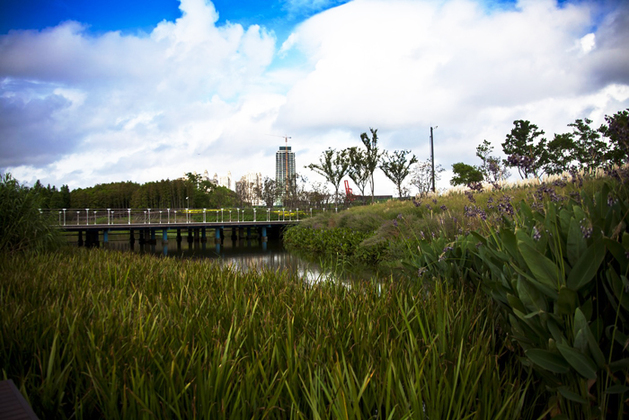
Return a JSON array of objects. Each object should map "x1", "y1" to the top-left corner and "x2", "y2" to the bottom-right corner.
[{"x1": 101, "y1": 234, "x2": 341, "y2": 284}]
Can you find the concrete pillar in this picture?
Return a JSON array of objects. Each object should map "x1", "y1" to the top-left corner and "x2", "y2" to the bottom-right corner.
[
  {"x1": 139, "y1": 229, "x2": 145, "y2": 245},
  {"x1": 187, "y1": 228, "x2": 193, "y2": 243},
  {"x1": 201, "y1": 227, "x2": 207, "y2": 243},
  {"x1": 247, "y1": 227, "x2": 251, "y2": 239},
  {"x1": 215, "y1": 227, "x2": 221, "y2": 244},
  {"x1": 162, "y1": 229, "x2": 168, "y2": 244},
  {"x1": 151, "y1": 229, "x2": 156, "y2": 244},
  {"x1": 176, "y1": 228, "x2": 182, "y2": 243},
  {"x1": 261, "y1": 226, "x2": 268, "y2": 242},
  {"x1": 103, "y1": 230, "x2": 109, "y2": 243},
  {"x1": 129, "y1": 229, "x2": 135, "y2": 245}
]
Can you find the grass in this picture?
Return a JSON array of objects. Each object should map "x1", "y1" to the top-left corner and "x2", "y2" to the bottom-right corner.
[{"x1": 0, "y1": 248, "x2": 536, "y2": 419}]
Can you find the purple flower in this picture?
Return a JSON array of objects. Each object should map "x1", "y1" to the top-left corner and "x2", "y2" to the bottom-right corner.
[
  {"x1": 440, "y1": 205, "x2": 447, "y2": 211},
  {"x1": 532, "y1": 226, "x2": 541, "y2": 241}
]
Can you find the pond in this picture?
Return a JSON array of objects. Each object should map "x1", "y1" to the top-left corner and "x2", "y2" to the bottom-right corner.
[{"x1": 95, "y1": 233, "x2": 352, "y2": 285}]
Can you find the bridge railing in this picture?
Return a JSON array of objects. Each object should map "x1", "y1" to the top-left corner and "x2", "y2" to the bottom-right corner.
[{"x1": 41, "y1": 207, "x2": 345, "y2": 227}]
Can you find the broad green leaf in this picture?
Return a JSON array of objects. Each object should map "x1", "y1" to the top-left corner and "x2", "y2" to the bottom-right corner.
[
  {"x1": 558, "y1": 209, "x2": 571, "y2": 237},
  {"x1": 506, "y1": 293, "x2": 526, "y2": 314},
  {"x1": 566, "y1": 238, "x2": 605, "y2": 291},
  {"x1": 517, "y1": 238, "x2": 561, "y2": 291},
  {"x1": 609, "y1": 358, "x2": 629, "y2": 372},
  {"x1": 584, "y1": 325, "x2": 606, "y2": 369},
  {"x1": 566, "y1": 217, "x2": 587, "y2": 267},
  {"x1": 557, "y1": 386, "x2": 588, "y2": 404},
  {"x1": 509, "y1": 263, "x2": 558, "y2": 299},
  {"x1": 525, "y1": 348, "x2": 570, "y2": 373},
  {"x1": 547, "y1": 318, "x2": 566, "y2": 345},
  {"x1": 573, "y1": 308, "x2": 588, "y2": 337},
  {"x1": 605, "y1": 385, "x2": 629, "y2": 394},
  {"x1": 517, "y1": 277, "x2": 547, "y2": 313},
  {"x1": 556, "y1": 342, "x2": 597, "y2": 379},
  {"x1": 557, "y1": 286, "x2": 577, "y2": 316},
  {"x1": 574, "y1": 329, "x2": 587, "y2": 354},
  {"x1": 603, "y1": 238, "x2": 628, "y2": 274}
]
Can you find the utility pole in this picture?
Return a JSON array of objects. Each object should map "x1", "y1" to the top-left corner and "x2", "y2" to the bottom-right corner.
[{"x1": 430, "y1": 127, "x2": 436, "y2": 193}]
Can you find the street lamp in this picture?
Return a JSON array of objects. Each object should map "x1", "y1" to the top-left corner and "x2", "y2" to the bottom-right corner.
[
  {"x1": 94, "y1": 210, "x2": 97, "y2": 225},
  {"x1": 174, "y1": 210, "x2": 177, "y2": 223},
  {"x1": 203, "y1": 208, "x2": 206, "y2": 223},
  {"x1": 148, "y1": 208, "x2": 151, "y2": 224},
  {"x1": 107, "y1": 208, "x2": 111, "y2": 225},
  {"x1": 253, "y1": 208, "x2": 256, "y2": 222},
  {"x1": 167, "y1": 208, "x2": 170, "y2": 224},
  {"x1": 62, "y1": 208, "x2": 66, "y2": 226},
  {"x1": 76, "y1": 211, "x2": 80, "y2": 225},
  {"x1": 221, "y1": 208, "x2": 224, "y2": 223},
  {"x1": 159, "y1": 210, "x2": 162, "y2": 224},
  {"x1": 430, "y1": 126, "x2": 438, "y2": 193},
  {"x1": 128, "y1": 209, "x2": 131, "y2": 225},
  {"x1": 236, "y1": 208, "x2": 240, "y2": 222}
]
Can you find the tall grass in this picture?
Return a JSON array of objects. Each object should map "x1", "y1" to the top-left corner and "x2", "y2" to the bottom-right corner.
[
  {"x1": 1, "y1": 249, "x2": 534, "y2": 419},
  {"x1": 0, "y1": 173, "x2": 63, "y2": 254}
]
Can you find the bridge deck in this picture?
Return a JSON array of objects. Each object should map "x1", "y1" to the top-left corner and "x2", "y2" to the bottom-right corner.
[
  {"x1": 59, "y1": 220, "x2": 298, "y2": 231},
  {"x1": 0, "y1": 380, "x2": 39, "y2": 420}
]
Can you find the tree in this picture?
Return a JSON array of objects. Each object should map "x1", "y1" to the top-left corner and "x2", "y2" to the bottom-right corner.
[
  {"x1": 450, "y1": 163, "x2": 483, "y2": 186},
  {"x1": 346, "y1": 146, "x2": 370, "y2": 203},
  {"x1": 307, "y1": 149, "x2": 350, "y2": 205},
  {"x1": 502, "y1": 120, "x2": 548, "y2": 179},
  {"x1": 601, "y1": 108, "x2": 629, "y2": 166},
  {"x1": 569, "y1": 118, "x2": 609, "y2": 172},
  {"x1": 410, "y1": 159, "x2": 444, "y2": 195},
  {"x1": 359, "y1": 128, "x2": 382, "y2": 203},
  {"x1": 545, "y1": 132, "x2": 576, "y2": 175},
  {"x1": 254, "y1": 177, "x2": 279, "y2": 208},
  {"x1": 380, "y1": 150, "x2": 418, "y2": 199},
  {"x1": 475, "y1": 140, "x2": 509, "y2": 182}
]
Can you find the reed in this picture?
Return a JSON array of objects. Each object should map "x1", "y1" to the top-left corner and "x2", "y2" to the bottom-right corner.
[{"x1": 1, "y1": 249, "x2": 534, "y2": 419}]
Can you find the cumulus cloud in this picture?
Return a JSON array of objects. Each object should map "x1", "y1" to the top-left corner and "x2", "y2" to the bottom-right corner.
[{"x1": 1, "y1": 0, "x2": 628, "y2": 194}]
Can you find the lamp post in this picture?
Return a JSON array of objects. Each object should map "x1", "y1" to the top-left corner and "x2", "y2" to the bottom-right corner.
[
  {"x1": 236, "y1": 208, "x2": 240, "y2": 222},
  {"x1": 203, "y1": 208, "x2": 206, "y2": 223},
  {"x1": 167, "y1": 208, "x2": 170, "y2": 224},
  {"x1": 185, "y1": 208, "x2": 189, "y2": 224},
  {"x1": 128, "y1": 209, "x2": 131, "y2": 225},
  {"x1": 430, "y1": 126, "x2": 438, "y2": 193},
  {"x1": 107, "y1": 208, "x2": 111, "y2": 225},
  {"x1": 94, "y1": 210, "x2": 97, "y2": 225},
  {"x1": 58, "y1": 211, "x2": 62, "y2": 226},
  {"x1": 221, "y1": 208, "x2": 224, "y2": 223},
  {"x1": 253, "y1": 208, "x2": 256, "y2": 222},
  {"x1": 62, "y1": 208, "x2": 66, "y2": 226},
  {"x1": 159, "y1": 211, "x2": 163, "y2": 224},
  {"x1": 229, "y1": 210, "x2": 232, "y2": 222},
  {"x1": 148, "y1": 208, "x2": 151, "y2": 224},
  {"x1": 76, "y1": 211, "x2": 80, "y2": 225},
  {"x1": 267, "y1": 208, "x2": 270, "y2": 222}
]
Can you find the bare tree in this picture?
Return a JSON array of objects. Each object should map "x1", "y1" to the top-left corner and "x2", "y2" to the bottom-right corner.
[{"x1": 306, "y1": 148, "x2": 350, "y2": 205}]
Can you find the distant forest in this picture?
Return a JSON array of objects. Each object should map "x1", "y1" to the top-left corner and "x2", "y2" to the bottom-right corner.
[{"x1": 31, "y1": 173, "x2": 239, "y2": 210}]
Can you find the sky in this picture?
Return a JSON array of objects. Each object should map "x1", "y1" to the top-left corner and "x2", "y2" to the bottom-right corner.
[{"x1": 1, "y1": 0, "x2": 628, "y2": 196}]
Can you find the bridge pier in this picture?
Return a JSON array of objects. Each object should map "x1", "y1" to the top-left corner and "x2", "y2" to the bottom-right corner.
[
  {"x1": 215, "y1": 227, "x2": 221, "y2": 244},
  {"x1": 201, "y1": 227, "x2": 207, "y2": 243},
  {"x1": 162, "y1": 229, "x2": 168, "y2": 244},
  {"x1": 78, "y1": 230, "x2": 84, "y2": 246},
  {"x1": 129, "y1": 230, "x2": 135, "y2": 245},
  {"x1": 150, "y1": 229, "x2": 156, "y2": 245},
  {"x1": 187, "y1": 228, "x2": 193, "y2": 244},
  {"x1": 261, "y1": 226, "x2": 267, "y2": 242},
  {"x1": 176, "y1": 228, "x2": 182, "y2": 243}
]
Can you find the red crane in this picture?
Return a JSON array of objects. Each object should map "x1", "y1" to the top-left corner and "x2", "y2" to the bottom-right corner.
[{"x1": 344, "y1": 180, "x2": 355, "y2": 202}]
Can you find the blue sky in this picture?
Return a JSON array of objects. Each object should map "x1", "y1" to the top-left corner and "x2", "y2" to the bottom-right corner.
[{"x1": 1, "y1": 0, "x2": 628, "y2": 194}]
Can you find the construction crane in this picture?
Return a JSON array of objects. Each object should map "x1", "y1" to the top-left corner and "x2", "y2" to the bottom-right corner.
[
  {"x1": 267, "y1": 134, "x2": 292, "y2": 196},
  {"x1": 344, "y1": 180, "x2": 355, "y2": 202}
]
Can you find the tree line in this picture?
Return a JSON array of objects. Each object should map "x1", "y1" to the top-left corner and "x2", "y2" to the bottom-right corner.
[{"x1": 451, "y1": 108, "x2": 629, "y2": 187}]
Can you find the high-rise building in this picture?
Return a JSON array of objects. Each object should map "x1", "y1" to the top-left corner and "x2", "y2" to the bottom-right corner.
[{"x1": 275, "y1": 146, "x2": 296, "y2": 196}]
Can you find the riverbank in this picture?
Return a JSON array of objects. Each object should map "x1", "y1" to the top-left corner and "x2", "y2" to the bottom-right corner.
[
  {"x1": 284, "y1": 168, "x2": 629, "y2": 418},
  {"x1": 0, "y1": 248, "x2": 533, "y2": 419}
]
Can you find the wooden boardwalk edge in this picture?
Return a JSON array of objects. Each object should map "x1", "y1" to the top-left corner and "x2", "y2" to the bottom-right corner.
[{"x1": 0, "y1": 380, "x2": 39, "y2": 420}]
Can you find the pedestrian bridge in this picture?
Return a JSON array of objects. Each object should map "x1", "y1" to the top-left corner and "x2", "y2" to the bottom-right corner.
[{"x1": 49, "y1": 208, "x2": 308, "y2": 247}]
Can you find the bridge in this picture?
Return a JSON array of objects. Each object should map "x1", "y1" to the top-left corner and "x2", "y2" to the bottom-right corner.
[{"x1": 47, "y1": 207, "x2": 313, "y2": 247}]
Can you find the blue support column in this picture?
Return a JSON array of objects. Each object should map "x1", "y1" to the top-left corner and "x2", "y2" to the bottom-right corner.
[
  {"x1": 261, "y1": 226, "x2": 268, "y2": 242},
  {"x1": 215, "y1": 227, "x2": 221, "y2": 243},
  {"x1": 162, "y1": 229, "x2": 168, "y2": 244},
  {"x1": 151, "y1": 229, "x2": 156, "y2": 243},
  {"x1": 201, "y1": 227, "x2": 207, "y2": 242},
  {"x1": 103, "y1": 230, "x2": 109, "y2": 243}
]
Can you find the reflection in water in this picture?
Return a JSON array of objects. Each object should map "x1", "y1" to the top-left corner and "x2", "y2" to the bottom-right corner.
[{"x1": 105, "y1": 237, "x2": 336, "y2": 284}]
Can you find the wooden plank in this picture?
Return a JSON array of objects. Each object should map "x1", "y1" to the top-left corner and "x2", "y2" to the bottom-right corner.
[{"x1": 0, "y1": 380, "x2": 39, "y2": 420}]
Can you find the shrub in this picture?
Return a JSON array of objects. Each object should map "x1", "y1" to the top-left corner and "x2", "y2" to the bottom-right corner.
[{"x1": 0, "y1": 173, "x2": 62, "y2": 254}]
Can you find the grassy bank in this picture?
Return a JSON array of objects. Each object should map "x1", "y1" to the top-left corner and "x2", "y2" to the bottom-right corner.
[
  {"x1": 1, "y1": 249, "x2": 534, "y2": 419},
  {"x1": 285, "y1": 169, "x2": 629, "y2": 418}
]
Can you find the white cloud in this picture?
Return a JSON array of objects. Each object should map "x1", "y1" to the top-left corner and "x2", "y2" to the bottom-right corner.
[{"x1": 1, "y1": 0, "x2": 628, "y2": 195}]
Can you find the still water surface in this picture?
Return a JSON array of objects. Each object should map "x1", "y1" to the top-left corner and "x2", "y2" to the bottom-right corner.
[{"x1": 104, "y1": 235, "x2": 343, "y2": 284}]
